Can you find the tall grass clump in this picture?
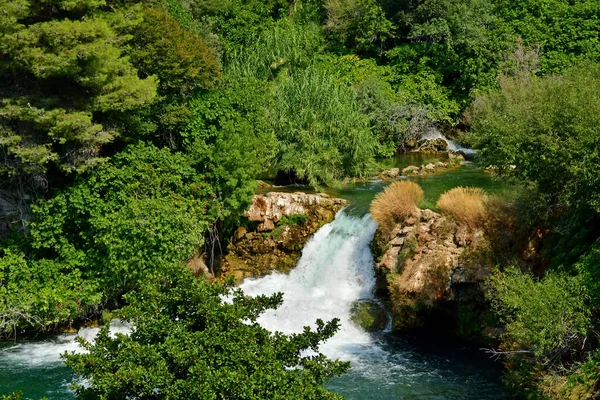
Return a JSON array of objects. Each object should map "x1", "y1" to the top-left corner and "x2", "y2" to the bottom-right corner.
[
  {"x1": 272, "y1": 65, "x2": 376, "y2": 186},
  {"x1": 437, "y1": 187, "x2": 487, "y2": 228},
  {"x1": 370, "y1": 181, "x2": 424, "y2": 228}
]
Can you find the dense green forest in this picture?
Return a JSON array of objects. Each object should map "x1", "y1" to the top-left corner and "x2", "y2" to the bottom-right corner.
[{"x1": 1, "y1": 0, "x2": 600, "y2": 398}]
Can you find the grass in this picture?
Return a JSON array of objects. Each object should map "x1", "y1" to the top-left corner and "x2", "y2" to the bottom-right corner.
[
  {"x1": 370, "y1": 180, "x2": 424, "y2": 229},
  {"x1": 436, "y1": 186, "x2": 487, "y2": 228}
]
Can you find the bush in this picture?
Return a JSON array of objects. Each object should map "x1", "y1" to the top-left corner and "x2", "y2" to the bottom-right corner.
[
  {"x1": 487, "y1": 267, "x2": 591, "y2": 360},
  {"x1": 370, "y1": 181, "x2": 424, "y2": 228},
  {"x1": 437, "y1": 187, "x2": 487, "y2": 228}
]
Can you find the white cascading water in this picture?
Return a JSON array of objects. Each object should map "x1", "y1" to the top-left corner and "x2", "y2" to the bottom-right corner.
[
  {"x1": 1, "y1": 210, "x2": 508, "y2": 399},
  {"x1": 0, "y1": 320, "x2": 131, "y2": 367},
  {"x1": 240, "y1": 211, "x2": 385, "y2": 365},
  {"x1": 423, "y1": 128, "x2": 476, "y2": 157}
]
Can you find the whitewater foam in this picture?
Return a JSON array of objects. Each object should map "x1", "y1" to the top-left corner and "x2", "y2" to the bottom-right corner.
[
  {"x1": 240, "y1": 211, "x2": 385, "y2": 364},
  {"x1": 0, "y1": 320, "x2": 131, "y2": 367}
]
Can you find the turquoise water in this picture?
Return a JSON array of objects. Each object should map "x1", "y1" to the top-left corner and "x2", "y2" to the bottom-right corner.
[
  {"x1": 0, "y1": 335, "x2": 79, "y2": 399},
  {"x1": 326, "y1": 333, "x2": 510, "y2": 400},
  {"x1": 0, "y1": 155, "x2": 512, "y2": 400},
  {"x1": 330, "y1": 156, "x2": 509, "y2": 216}
]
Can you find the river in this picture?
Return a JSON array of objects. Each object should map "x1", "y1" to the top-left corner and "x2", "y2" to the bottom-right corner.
[{"x1": 0, "y1": 156, "x2": 511, "y2": 399}]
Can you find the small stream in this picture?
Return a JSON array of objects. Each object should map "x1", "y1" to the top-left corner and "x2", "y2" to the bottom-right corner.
[{"x1": 0, "y1": 154, "x2": 512, "y2": 399}]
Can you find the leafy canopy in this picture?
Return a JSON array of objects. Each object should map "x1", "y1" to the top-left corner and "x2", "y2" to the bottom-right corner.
[{"x1": 63, "y1": 268, "x2": 349, "y2": 400}]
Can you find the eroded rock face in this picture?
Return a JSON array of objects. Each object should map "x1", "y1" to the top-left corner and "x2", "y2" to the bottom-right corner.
[
  {"x1": 220, "y1": 192, "x2": 347, "y2": 283},
  {"x1": 372, "y1": 209, "x2": 491, "y2": 332}
]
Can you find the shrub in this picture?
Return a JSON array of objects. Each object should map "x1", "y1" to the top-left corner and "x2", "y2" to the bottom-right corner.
[
  {"x1": 272, "y1": 65, "x2": 376, "y2": 186},
  {"x1": 370, "y1": 181, "x2": 423, "y2": 228},
  {"x1": 485, "y1": 267, "x2": 591, "y2": 367},
  {"x1": 437, "y1": 187, "x2": 487, "y2": 228}
]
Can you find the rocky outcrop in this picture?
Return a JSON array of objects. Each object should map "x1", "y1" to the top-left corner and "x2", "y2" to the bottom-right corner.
[
  {"x1": 417, "y1": 137, "x2": 448, "y2": 152},
  {"x1": 220, "y1": 192, "x2": 347, "y2": 282},
  {"x1": 379, "y1": 151, "x2": 465, "y2": 180},
  {"x1": 372, "y1": 208, "x2": 493, "y2": 334}
]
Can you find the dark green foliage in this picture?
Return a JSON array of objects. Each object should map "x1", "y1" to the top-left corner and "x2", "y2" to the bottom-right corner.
[
  {"x1": 125, "y1": 6, "x2": 222, "y2": 147},
  {"x1": 185, "y1": 78, "x2": 275, "y2": 219},
  {"x1": 0, "y1": 144, "x2": 212, "y2": 336},
  {"x1": 487, "y1": 268, "x2": 591, "y2": 361},
  {"x1": 324, "y1": 0, "x2": 394, "y2": 54},
  {"x1": 473, "y1": 63, "x2": 600, "y2": 396},
  {"x1": 188, "y1": 0, "x2": 291, "y2": 52},
  {"x1": 486, "y1": 267, "x2": 593, "y2": 396},
  {"x1": 494, "y1": 0, "x2": 600, "y2": 73},
  {"x1": 63, "y1": 268, "x2": 349, "y2": 400},
  {"x1": 29, "y1": 143, "x2": 211, "y2": 293},
  {"x1": 0, "y1": 248, "x2": 101, "y2": 336},
  {"x1": 470, "y1": 63, "x2": 600, "y2": 265},
  {"x1": 389, "y1": 0, "x2": 512, "y2": 100},
  {"x1": 0, "y1": 1, "x2": 157, "y2": 176}
]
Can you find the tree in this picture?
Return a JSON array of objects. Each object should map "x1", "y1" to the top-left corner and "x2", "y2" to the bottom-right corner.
[
  {"x1": 324, "y1": 0, "x2": 394, "y2": 54},
  {"x1": 485, "y1": 267, "x2": 592, "y2": 395},
  {"x1": 63, "y1": 268, "x2": 349, "y2": 400},
  {"x1": 389, "y1": 0, "x2": 512, "y2": 99},
  {"x1": 188, "y1": 0, "x2": 291, "y2": 52},
  {"x1": 184, "y1": 77, "x2": 275, "y2": 221},
  {"x1": 0, "y1": 0, "x2": 158, "y2": 230},
  {"x1": 493, "y1": 0, "x2": 600, "y2": 73},
  {"x1": 469, "y1": 63, "x2": 600, "y2": 262},
  {"x1": 125, "y1": 6, "x2": 222, "y2": 148},
  {"x1": 0, "y1": 1, "x2": 157, "y2": 176},
  {"x1": 25, "y1": 143, "x2": 211, "y2": 304}
]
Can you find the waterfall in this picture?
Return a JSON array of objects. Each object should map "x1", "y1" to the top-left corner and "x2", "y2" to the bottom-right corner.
[
  {"x1": 0, "y1": 209, "x2": 509, "y2": 399},
  {"x1": 423, "y1": 128, "x2": 476, "y2": 157},
  {"x1": 239, "y1": 211, "x2": 384, "y2": 363}
]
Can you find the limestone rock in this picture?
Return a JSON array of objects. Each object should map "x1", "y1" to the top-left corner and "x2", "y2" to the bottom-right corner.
[
  {"x1": 417, "y1": 138, "x2": 448, "y2": 152},
  {"x1": 380, "y1": 167, "x2": 400, "y2": 179},
  {"x1": 372, "y1": 208, "x2": 491, "y2": 332},
  {"x1": 220, "y1": 192, "x2": 348, "y2": 283},
  {"x1": 402, "y1": 166, "x2": 420, "y2": 176},
  {"x1": 423, "y1": 163, "x2": 436, "y2": 172}
]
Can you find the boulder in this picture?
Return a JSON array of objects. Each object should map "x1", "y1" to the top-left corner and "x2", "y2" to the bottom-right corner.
[
  {"x1": 380, "y1": 167, "x2": 400, "y2": 179},
  {"x1": 417, "y1": 138, "x2": 448, "y2": 152},
  {"x1": 350, "y1": 300, "x2": 389, "y2": 332},
  {"x1": 423, "y1": 163, "x2": 436, "y2": 173},
  {"x1": 402, "y1": 166, "x2": 420, "y2": 176}
]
